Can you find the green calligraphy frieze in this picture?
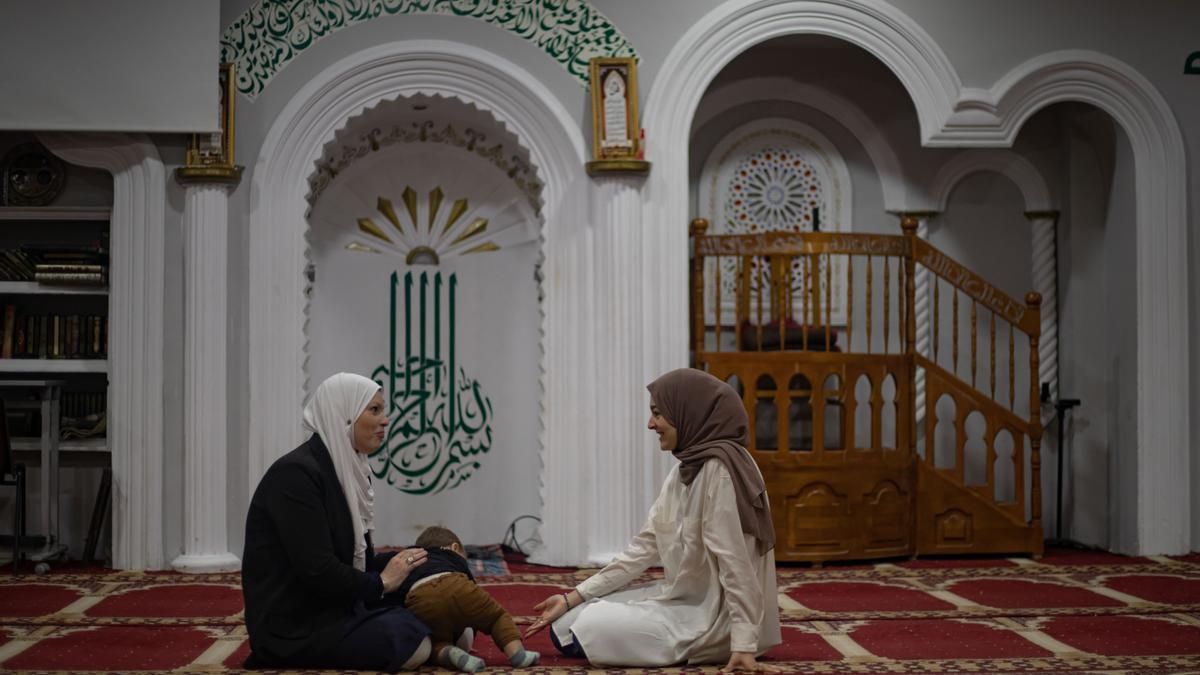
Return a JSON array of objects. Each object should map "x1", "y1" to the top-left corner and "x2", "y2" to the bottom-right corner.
[
  {"x1": 221, "y1": 0, "x2": 637, "y2": 99},
  {"x1": 370, "y1": 270, "x2": 493, "y2": 494}
]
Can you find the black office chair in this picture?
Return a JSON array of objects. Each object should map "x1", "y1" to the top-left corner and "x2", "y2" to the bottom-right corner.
[{"x1": 0, "y1": 399, "x2": 26, "y2": 574}]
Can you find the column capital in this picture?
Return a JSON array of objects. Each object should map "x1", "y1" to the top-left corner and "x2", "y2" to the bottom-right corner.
[
  {"x1": 585, "y1": 159, "x2": 651, "y2": 178},
  {"x1": 175, "y1": 164, "x2": 244, "y2": 187}
]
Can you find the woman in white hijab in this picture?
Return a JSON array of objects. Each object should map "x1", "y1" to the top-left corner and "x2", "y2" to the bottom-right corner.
[{"x1": 242, "y1": 372, "x2": 433, "y2": 672}]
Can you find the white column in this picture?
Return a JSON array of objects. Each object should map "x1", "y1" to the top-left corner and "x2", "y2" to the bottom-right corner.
[
  {"x1": 903, "y1": 212, "x2": 936, "y2": 426},
  {"x1": 172, "y1": 169, "x2": 242, "y2": 572},
  {"x1": 533, "y1": 175, "x2": 593, "y2": 567},
  {"x1": 589, "y1": 172, "x2": 652, "y2": 561},
  {"x1": 40, "y1": 132, "x2": 166, "y2": 570},
  {"x1": 1026, "y1": 211, "x2": 1059, "y2": 418},
  {"x1": 534, "y1": 167, "x2": 659, "y2": 566}
]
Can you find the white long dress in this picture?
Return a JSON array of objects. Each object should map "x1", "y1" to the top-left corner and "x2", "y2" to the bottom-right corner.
[{"x1": 552, "y1": 459, "x2": 782, "y2": 666}]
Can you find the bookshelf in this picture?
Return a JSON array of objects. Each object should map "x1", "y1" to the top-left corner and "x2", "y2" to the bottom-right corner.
[
  {"x1": 0, "y1": 205, "x2": 110, "y2": 363},
  {"x1": 0, "y1": 359, "x2": 106, "y2": 374},
  {"x1": 0, "y1": 281, "x2": 107, "y2": 296},
  {"x1": 0, "y1": 206, "x2": 111, "y2": 222},
  {"x1": 0, "y1": 203, "x2": 111, "y2": 563},
  {"x1": 11, "y1": 437, "x2": 106, "y2": 452}
]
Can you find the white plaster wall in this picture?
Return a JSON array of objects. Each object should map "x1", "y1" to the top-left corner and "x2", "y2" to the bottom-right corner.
[
  {"x1": 221, "y1": 11, "x2": 588, "y2": 556},
  {"x1": 303, "y1": 131, "x2": 543, "y2": 546},
  {"x1": 0, "y1": 1, "x2": 220, "y2": 133},
  {"x1": 306, "y1": 242, "x2": 542, "y2": 546},
  {"x1": 690, "y1": 101, "x2": 889, "y2": 234},
  {"x1": 877, "y1": 0, "x2": 1198, "y2": 553},
  {"x1": 680, "y1": 35, "x2": 1146, "y2": 548},
  {"x1": 613, "y1": 3, "x2": 1197, "y2": 553},
  {"x1": 1101, "y1": 127, "x2": 1139, "y2": 553},
  {"x1": 1055, "y1": 106, "x2": 1138, "y2": 551},
  {"x1": 212, "y1": 0, "x2": 1198, "y2": 556}
]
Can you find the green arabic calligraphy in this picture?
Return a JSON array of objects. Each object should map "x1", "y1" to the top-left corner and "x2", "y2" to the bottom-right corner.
[
  {"x1": 370, "y1": 270, "x2": 493, "y2": 494},
  {"x1": 221, "y1": 0, "x2": 637, "y2": 99}
]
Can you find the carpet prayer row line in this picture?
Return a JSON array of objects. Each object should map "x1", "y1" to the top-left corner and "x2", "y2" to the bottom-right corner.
[{"x1": 1, "y1": 552, "x2": 1198, "y2": 672}]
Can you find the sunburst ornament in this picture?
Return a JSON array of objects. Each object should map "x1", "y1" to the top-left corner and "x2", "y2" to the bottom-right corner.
[{"x1": 345, "y1": 186, "x2": 503, "y2": 265}]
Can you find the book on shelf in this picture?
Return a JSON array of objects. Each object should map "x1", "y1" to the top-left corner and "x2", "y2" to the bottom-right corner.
[
  {"x1": 51, "y1": 315, "x2": 61, "y2": 358},
  {"x1": 35, "y1": 263, "x2": 105, "y2": 274},
  {"x1": 4, "y1": 391, "x2": 107, "y2": 439},
  {"x1": 34, "y1": 271, "x2": 106, "y2": 286},
  {"x1": 14, "y1": 317, "x2": 25, "y2": 355},
  {"x1": 0, "y1": 250, "x2": 36, "y2": 281},
  {"x1": 0, "y1": 311, "x2": 107, "y2": 360},
  {"x1": 1, "y1": 305, "x2": 13, "y2": 358},
  {"x1": 18, "y1": 241, "x2": 109, "y2": 285},
  {"x1": 38, "y1": 316, "x2": 48, "y2": 358},
  {"x1": 91, "y1": 315, "x2": 102, "y2": 355},
  {"x1": 20, "y1": 240, "x2": 108, "y2": 257}
]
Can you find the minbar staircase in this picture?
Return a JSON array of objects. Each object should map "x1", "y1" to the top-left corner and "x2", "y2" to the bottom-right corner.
[{"x1": 690, "y1": 216, "x2": 1044, "y2": 562}]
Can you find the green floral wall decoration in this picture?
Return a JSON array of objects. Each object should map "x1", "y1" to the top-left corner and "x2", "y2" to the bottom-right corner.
[{"x1": 221, "y1": 0, "x2": 638, "y2": 100}]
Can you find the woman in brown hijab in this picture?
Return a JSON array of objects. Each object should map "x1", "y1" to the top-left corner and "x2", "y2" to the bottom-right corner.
[{"x1": 525, "y1": 368, "x2": 781, "y2": 671}]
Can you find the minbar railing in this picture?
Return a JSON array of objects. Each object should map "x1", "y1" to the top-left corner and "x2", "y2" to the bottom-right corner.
[{"x1": 690, "y1": 215, "x2": 1043, "y2": 559}]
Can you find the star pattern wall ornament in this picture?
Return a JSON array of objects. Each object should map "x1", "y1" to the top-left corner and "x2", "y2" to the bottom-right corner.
[
  {"x1": 726, "y1": 147, "x2": 823, "y2": 233},
  {"x1": 698, "y1": 122, "x2": 853, "y2": 327},
  {"x1": 722, "y1": 146, "x2": 828, "y2": 313}
]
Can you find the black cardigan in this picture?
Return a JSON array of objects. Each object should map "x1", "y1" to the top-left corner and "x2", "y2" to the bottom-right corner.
[{"x1": 241, "y1": 433, "x2": 387, "y2": 666}]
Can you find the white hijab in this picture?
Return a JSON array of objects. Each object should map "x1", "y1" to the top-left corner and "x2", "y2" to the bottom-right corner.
[{"x1": 302, "y1": 372, "x2": 380, "y2": 571}]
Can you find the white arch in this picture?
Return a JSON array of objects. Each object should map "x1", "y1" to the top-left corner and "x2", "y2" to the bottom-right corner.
[
  {"x1": 39, "y1": 132, "x2": 166, "y2": 570},
  {"x1": 246, "y1": 41, "x2": 586, "y2": 499},
  {"x1": 691, "y1": 77, "x2": 913, "y2": 211},
  {"x1": 645, "y1": 1, "x2": 1188, "y2": 554},
  {"x1": 929, "y1": 149, "x2": 1053, "y2": 212},
  {"x1": 938, "y1": 50, "x2": 1190, "y2": 555}
]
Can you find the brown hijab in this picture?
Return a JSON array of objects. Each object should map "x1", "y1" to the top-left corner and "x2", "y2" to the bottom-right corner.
[{"x1": 647, "y1": 368, "x2": 775, "y2": 552}]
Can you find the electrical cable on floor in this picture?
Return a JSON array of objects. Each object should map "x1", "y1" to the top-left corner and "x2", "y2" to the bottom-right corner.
[{"x1": 502, "y1": 514, "x2": 541, "y2": 556}]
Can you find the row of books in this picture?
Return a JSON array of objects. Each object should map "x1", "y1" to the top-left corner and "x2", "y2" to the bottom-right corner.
[
  {"x1": 1, "y1": 308, "x2": 107, "y2": 359},
  {"x1": 4, "y1": 392, "x2": 106, "y2": 440},
  {"x1": 63, "y1": 391, "x2": 107, "y2": 440},
  {"x1": 0, "y1": 242, "x2": 109, "y2": 286}
]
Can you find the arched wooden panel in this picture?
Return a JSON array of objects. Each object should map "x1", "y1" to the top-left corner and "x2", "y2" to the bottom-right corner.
[
  {"x1": 783, "y1": 482, "x2": 850, "y2": 556},
  {"x1": 863, "y1": 479, "x2": 911, "y2": 553}
]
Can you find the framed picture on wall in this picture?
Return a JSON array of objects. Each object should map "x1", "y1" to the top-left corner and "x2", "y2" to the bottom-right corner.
[
  {"x1": 588, "y1": 57, "x2": 642, "y2": 161},
  {"x1": 185, "y1": 63, "x2": 237, "y2": 169}
]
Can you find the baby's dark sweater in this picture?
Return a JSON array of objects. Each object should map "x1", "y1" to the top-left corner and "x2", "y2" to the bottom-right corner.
[{"x1": 395, "y1": 547, "x2": 474, "y2": 602}]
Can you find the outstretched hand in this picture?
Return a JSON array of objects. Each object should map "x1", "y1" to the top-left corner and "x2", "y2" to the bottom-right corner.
[
  {"x1": 522, "y1": 593, "x2": 568, "y2": 639},
  {"x1": 719, "y1": 652, "x2": 781, "y2": 672}
]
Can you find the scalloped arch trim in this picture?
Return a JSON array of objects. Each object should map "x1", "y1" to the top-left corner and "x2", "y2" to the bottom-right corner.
[{"x1": 221, "y1": 0, "x2": 636, "y2": 99}]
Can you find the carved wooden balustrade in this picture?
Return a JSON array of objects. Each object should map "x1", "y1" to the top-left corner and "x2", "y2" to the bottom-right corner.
[{"x1": 689, "y1": 216, "x2": 1043, "y2": 561}]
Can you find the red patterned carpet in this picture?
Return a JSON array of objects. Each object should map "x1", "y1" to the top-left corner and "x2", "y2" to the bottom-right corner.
[{"x1": 2, "y1": 549, "x2": 1199, "y2": 673}]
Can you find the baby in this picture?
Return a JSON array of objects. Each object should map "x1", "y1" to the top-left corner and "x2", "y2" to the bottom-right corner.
[{"x1": 399, "y1": 525, "x2": 540, "y2": 672}]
